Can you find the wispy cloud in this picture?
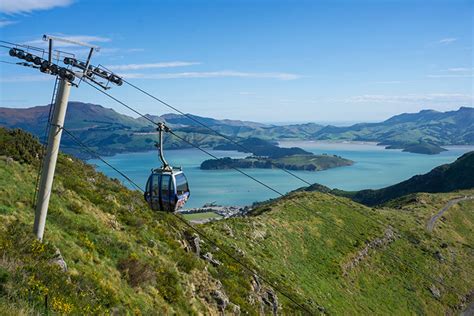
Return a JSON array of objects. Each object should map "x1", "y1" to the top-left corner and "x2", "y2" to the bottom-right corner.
[
  {"x1": 372, "y1": 80, "x2": 402, "y2": 84},
  {"x1": 428, "y1": 67, "x2": 473, "y2": 78},
  {"x1": 345, "y1": 93, "x2": 473, "y2": 103},
  {"x1": 0, "y1": 0, "x2": 73, "y2": 14},
  {"x1": 427, "y1": 74, "x2": 473, "y2": 78},
  {"x1": 447, "y1": 67, "x2": 473, "y2": 72},
  {"x1": 108, "y1": 61, "x2": 200, "y2": 71},
  {"x1": 0, "y1": 19, "x2": 16, "y2": 27},
  {"x1": 438, "y1": 38, "x2": 457, "y2": 45},
  {"x1": 25, "y1": 35, "x2": 111, "y2": 48},
  {"x1": 120, "y1": 71, "x2": 301, "y2": 80}
]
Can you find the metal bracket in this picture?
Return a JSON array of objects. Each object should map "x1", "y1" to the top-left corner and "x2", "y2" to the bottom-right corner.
[{"x1": 43, "y1": 35, "x2": 99, "y2": 78}]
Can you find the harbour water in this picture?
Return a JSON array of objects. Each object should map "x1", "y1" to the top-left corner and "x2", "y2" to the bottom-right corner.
[{"x1": 89, "y1": 142, "x2": 474, "y2": 208}]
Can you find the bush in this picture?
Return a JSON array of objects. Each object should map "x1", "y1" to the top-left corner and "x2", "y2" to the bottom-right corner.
[
  {"x1": 0, "y1": 128, "x2": 43, "y2": 164},
  {"x1": 117, "y1": 256, "x2": 155, "y2": 287},
  {"x1": 155, "y1": 268, "x2": 181, "y2": 303},
  {"x1": 0, "y1": 267, "x2": 9, "y2": 294}
]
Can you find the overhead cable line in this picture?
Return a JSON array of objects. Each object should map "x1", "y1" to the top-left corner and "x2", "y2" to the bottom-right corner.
[
  {"x1": 85, "y1": 85, "x2": 465, "y2": 297},
  {"x1": 91, "y1": 76, "x2": 473, "y2": 282},
  {"x1": 61, "y1": 126, "x2": 317, "y2": 314},
  {"x1": 61, "y1": 129, "x2": 143, "y2": 192},
  {"x1": 96, "y1": 67, "x2": 314, "y2": 186},
  {"x1": 167, "y1": 129, "x2": 466, "y2": 296},
  {"x1": 3, "y1": 54, "x2": 465, "y2": 300}
]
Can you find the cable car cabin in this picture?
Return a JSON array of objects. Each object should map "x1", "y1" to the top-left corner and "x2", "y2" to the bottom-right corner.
[{"x1": 144, "y1": 168, "x2": 190, "y2": 212}]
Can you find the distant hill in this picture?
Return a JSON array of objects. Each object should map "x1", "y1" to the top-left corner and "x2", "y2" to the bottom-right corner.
[
  {"x1": 0, "y1": 102, "x2": 323, "y2": 157},
  {"x1": 313, "y1": 107, "x2": 474, "y2": 149},
  {"x1": 0, "y1": 102, "x2": 237, "y2": 157},
  {"x1": 0, "y1": 102, "x2": 151, "y2": 135},
  {"x1": 304, "y1": 151, "x2": 474, "y2": 205},
  {"x1": 0, "y1": 103, "x2": 472, "y2": 157}
]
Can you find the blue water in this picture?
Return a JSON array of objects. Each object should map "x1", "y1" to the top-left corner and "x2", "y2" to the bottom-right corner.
[{"x1": 89, "y1": 142, "x2": 473, "y2": 208}]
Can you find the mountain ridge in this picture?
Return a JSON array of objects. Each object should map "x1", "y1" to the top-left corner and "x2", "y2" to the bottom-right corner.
[{"x1": 0, "y1": 103, "x2": 472, "y2": 157}]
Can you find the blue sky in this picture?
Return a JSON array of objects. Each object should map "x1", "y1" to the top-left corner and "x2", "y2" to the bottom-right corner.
[{"x1": 0, "y1": 0, "x2": 472, "y2": 123}]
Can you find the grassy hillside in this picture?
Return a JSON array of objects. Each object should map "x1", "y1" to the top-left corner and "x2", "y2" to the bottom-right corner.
[
  {"x1": 305, "y1": 151, "x2": 474, "y2": 206},
  {"x1": 0, "y1": 128, "x2": 277, "y2": 314},
  {"x1": 0, "y1": 128, "x2": 473, "y2": 314},
  {"x1": 205, "y1": 190, "x2": 474, "y2": 314}
]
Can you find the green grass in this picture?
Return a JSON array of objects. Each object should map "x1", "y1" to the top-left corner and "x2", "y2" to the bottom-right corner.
[
  {"x1": 203, "y1": 190, "x2": 474, "y2": 315},
  {"x1": 0, "y1": 155, "x2": 224, "y2": 314}
]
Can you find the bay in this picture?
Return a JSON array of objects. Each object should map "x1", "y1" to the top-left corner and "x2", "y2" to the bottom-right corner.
[{"x1": 89, "y1": 142, "x2": 474, "y2": 208}]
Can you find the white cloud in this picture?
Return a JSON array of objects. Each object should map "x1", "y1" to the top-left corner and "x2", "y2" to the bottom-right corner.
[
  {"x1": 108, "y1": 61, "x2": 200, "y2": 71},
  {"x1": 0, "y1": 19, "x2": 16, "y2": 27},
  {"x1": 25, "y1": 35, "x2": 111, "y2": 48},
  {"x1": 372, "y1": 80, "x2": 402, "y2": 84},
  {"x1": 438, "y1": 38, "x2": 457, "y2": 45},
  {"x1": 429, "y1": 67, "x2": 473, "y2": 78},
  {"x1": 427, "y1": 74, "x2": 473, "y2": 78},
  {"x1": 447, "y1": 67, "x2": 473, "y2": 72},
  {"x1": 0, "y1": 0, "x2": 73, "y2": 14},
  {"x1": 120, "y1": 71, "x2": 301, "y2": 80},
  {"x1": 345, "y1": 93, "x2": 473, "y2": 103}
]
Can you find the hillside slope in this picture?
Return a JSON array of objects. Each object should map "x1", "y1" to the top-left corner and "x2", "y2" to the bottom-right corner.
[
  {"x1": 304, "y1": 151, "x2": 474, "y2": 206},
  {"x1": 0, "y1": 128, "x2": 473, "y2": 314},
  {"x1": 0, "y1": 128, "x2": 283, "y2": 314},
  {"x1": 205, "y1": 190, "x2": 474, "y2": 314}
]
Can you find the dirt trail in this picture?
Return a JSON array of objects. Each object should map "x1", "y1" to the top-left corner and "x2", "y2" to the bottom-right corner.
[{"x1": 426, "y1": 195, "x2": 474, "y2": 232}]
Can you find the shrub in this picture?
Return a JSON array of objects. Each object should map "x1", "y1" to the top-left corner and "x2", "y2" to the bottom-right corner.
[
  {"x1": 155, "y1": 268, "x2": 181, "y2": 303},
  {"x1": 117, "y1": 257, "x2": 155, "y2": 287}
]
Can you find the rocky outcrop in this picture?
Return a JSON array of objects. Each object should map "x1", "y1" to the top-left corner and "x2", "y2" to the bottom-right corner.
[
  {"x1": 342, "y1": 227, "x2": 396, "y2": 276},
  {"x1": 429, "y1": 285, "x2": 441, "y2": 299},
  {"x1": 250, "y1": 274, "x2": 279, "y2": 315},
  {"x1": 211, "y1": 289, "x2": 229, "y2": 312},
  {"x1": 188, "y1": 270, "x2": 239, "y2": 315},
  {"x1": 183, "y1": 232, "x2": 201, "y2": 256},
  {"x1": 202, "y1": 252, "x2": 221, "y2": 267},
  {"x1": 50, "y1": 248, "x2": 67, "y2": 272}
]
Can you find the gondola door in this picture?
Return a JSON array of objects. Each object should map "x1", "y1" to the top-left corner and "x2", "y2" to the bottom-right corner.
[
  {"x1": 160, "y1": 174, "x2": 172, "y2": 212},
  {"x1": 150, "y1": 173, "x2": 161, "y2": 211}
]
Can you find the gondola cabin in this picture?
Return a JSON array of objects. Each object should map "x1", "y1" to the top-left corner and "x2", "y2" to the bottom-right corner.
[{"x1": 144, "y1": 167, "x2": 190, "y2": 212}]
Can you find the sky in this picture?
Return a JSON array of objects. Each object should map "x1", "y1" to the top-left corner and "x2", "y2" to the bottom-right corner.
[{"x1": 0, "y1": 0, "x2": 472, "y2": 123}]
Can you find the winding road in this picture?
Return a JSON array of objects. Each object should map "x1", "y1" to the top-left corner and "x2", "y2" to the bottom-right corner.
[{"x1": 426, "y1": 195, "x2": 474, "y2": 232}]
